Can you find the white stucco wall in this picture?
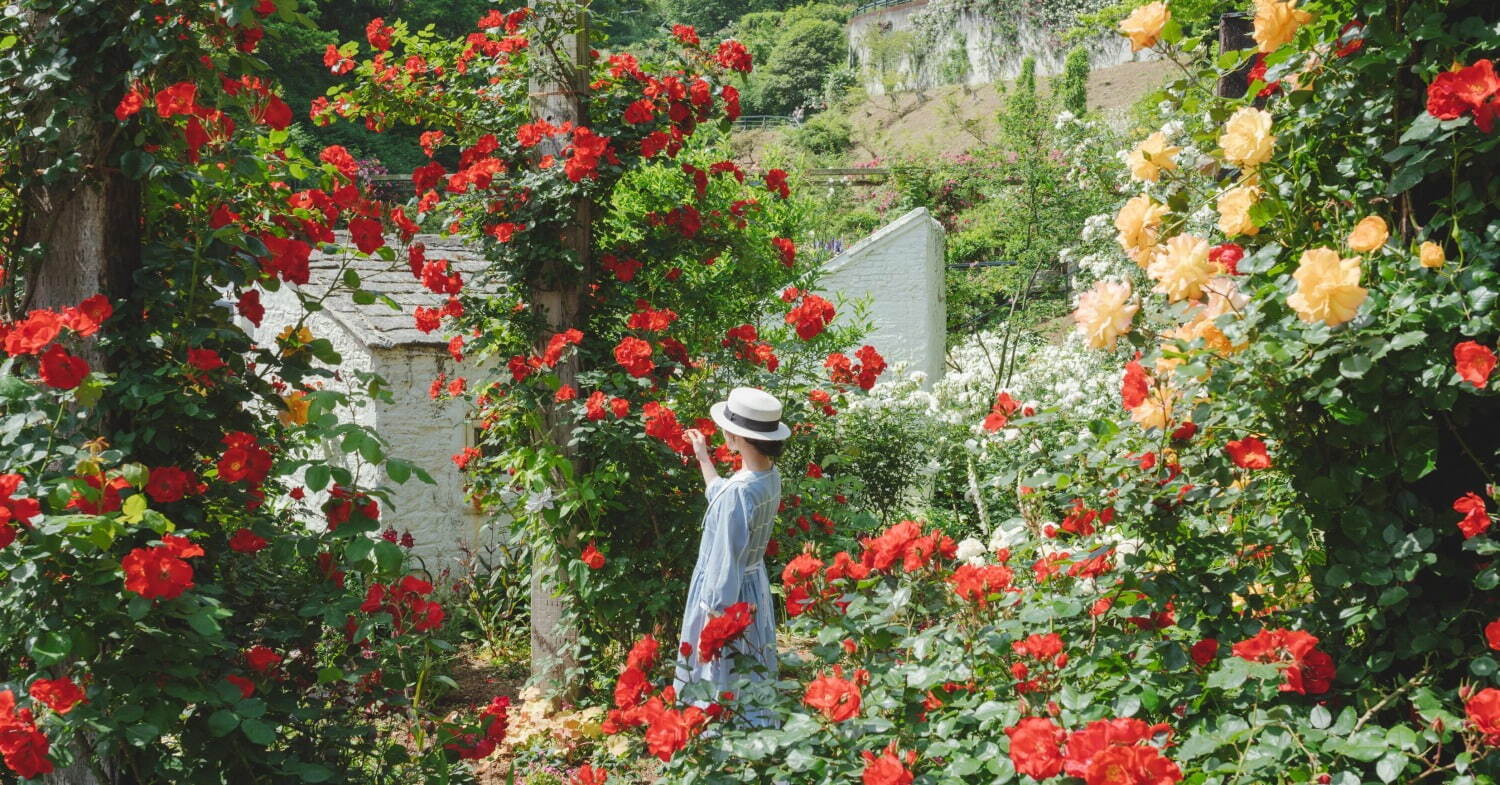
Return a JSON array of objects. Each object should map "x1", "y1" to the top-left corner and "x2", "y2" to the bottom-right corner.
[
  {"x1": 245, "y1": 262, "x2": 491, "y2": 573},
  {"x1": 369, "y1": 347, "x2": 493, "y2": 572},
  {"x1": 848, "y1": 1, "x2": 1140, "y2": 95},
  {"x1": 819, "y1": 206, "x2": 946, "y2": 386}
]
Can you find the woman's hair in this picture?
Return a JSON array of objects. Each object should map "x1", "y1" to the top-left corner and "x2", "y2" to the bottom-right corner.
[{"x1": 742, "y1": 436, "x2": 786, "y2": 459}]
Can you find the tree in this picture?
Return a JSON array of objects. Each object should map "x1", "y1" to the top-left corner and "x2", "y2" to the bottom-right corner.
[
  {"x1": 1058, "y1": 44, "x2": 1090, "y2": 116},
  {"x1": 748, "y1": 18, "x2": 847, "y2": 115}
]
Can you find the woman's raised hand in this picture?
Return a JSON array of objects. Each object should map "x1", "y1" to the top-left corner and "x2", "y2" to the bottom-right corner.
[{"x1": 684, "y1": 428, "x2": 711, "y2": 460}]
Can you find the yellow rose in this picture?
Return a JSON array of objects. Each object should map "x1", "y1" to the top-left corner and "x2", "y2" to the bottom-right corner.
[
  {"x1": 279, "y1": 391, "x2": 311, "y2": 427},
  {"x1": 1127, "y1": 132, "x2": 1182, "y2": 182},
  {"x1": 1346, "y1": 215, "x2": 1388, "y2": 253},
  {"x1": 1216, "y1": 185, "x2": 1261, "y2": 237},
  {"x1": 1119, "y1": 2, "x2": 1170, "y2": 52},
  {"x1": 1419, "y1": 240, "x2": 1445, "y2": 269},
  {"x1": 1253, "y1": 0, "x2": 1312, "y2": 54},
  {"x1": 1073, "y1": 280, "x2": 1140, "y2": 349},
  {"x1": 1129, "y1": 385, "x2": 1176, "y2": 430},
  {"x1": 1219, "y1": 107, "x2": 1275, "y2": 169},
  {"x1": 1115, "y1": 194, "x2": 1169, "y2": 259},
  {"x1": 1286, "y1": 247, "x2": 1367, "y2": 326},
  {"x1": 276, "y1": 325, "x2": 315, "y2": 356},
  {"x1": 1148, "y1": 234, "x2": 1216, "y2": 302}
]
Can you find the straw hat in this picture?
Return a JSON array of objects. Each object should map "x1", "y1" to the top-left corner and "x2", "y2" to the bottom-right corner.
[{"x1": 709, "y1": 387, "x2": 791, "y2": 441}]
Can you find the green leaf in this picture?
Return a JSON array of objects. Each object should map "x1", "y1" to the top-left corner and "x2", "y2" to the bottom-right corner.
[
  {"x1": 1206, "y1": 656, "x2": 1249, "y2": 690},
  {"x1": 208, "y1": 709, "x2": 239, "y2": 737},
  {"x1": 187, "y1": 611, "x2": 220, "y2": 637},
  {"x1": 121, "y1": 493, "x2": 148, "y2": 524},
  {"x1": 1375, "y1": 751, "x2": 1405, "y2": 783},
  {"x1": 386, "y1": 460, "x2": 411, "y2": 484},
  {"x1": 30, "y1": 631, "x2": 70, "y2": 666},
  {"x1": 305, "y1": 464, "x2": 331, "y2": 492},
  {"x1": 1311, "y1": 704, "x2": 1331, "y2": 730},
  {"x1": 373, "y1": 540, "x2": 404, "y2": 577},
  {"x1": 240, "y1": 717, "x2": 276, "y2": 746},
  {"x1": 127, "y1": 595, "x2": 151, "y2": 621},
  {"x1": 293, "y1": 763, "x2": 334, "y2": 783}
]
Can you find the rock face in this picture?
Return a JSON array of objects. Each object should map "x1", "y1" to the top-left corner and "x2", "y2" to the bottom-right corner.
[
  {"x1": 245, "y1": 236, "x2": 495, "y2": 573},
  {"x1": 847, "y1": 0, "x2": 1139, "y2": 95},
  {"x1": 820, "y1": 206, "x2": 947, "y2": 387},
  {"x1": 243, "y1": 207, "x2": 947, "y2": 565}
]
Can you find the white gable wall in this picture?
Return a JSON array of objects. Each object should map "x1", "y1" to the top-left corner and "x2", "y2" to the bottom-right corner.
[{"x1": 819, "y1": 206, "x2": 946, "y2": 386}]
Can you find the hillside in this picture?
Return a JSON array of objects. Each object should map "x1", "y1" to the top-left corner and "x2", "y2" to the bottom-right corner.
[{"x1": 734, "y1": 58, "x2": 1175, "y2": 165}]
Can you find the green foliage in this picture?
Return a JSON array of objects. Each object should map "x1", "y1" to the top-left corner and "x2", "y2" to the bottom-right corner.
[
  {"x1": 746, "y1": 18, "x2": 847, "y2": 115},
  {"x1": 1058, "y1": 44, "x2": 1090, "y2": 116},
  {"x1": 789, "y1": 110, "x2": 853, "y2": 155}
]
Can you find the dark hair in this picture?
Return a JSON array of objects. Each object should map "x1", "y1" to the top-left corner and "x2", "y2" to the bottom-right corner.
[{"x1": 742, "y1": 436, "x2": 786, "y2": 459}]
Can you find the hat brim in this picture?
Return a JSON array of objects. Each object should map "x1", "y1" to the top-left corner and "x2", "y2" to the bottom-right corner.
[{"x1": 710, "y1": 401, "x2": 792, "y2": 442}]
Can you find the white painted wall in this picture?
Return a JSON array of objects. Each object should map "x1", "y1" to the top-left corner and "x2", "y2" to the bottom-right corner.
[{"x1": 820, "y1": 206, "x2": 947, "y2": 386}]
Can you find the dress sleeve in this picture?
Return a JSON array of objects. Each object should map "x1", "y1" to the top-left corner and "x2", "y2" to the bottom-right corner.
[
  {"x1": 697, "y1": 485, "x2": 751, "y2": 614},
  {"x1": 704, "y1": 475, "x2": 727, "y2": 502}
]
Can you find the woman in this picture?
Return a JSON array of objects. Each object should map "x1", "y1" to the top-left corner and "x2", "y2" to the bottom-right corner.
[{"x1": 673, "y1": 386, "x2": 788, "y2": 728}]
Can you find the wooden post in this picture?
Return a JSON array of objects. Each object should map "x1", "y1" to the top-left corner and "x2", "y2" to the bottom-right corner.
[
  {"x1": 526, "y1": 0, "x2": 591, "y2": 698},
  {"x1": 1217, "y1": 11, "x2": 1256, "y2": 100}
]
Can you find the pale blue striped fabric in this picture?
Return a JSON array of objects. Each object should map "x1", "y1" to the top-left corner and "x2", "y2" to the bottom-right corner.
[{"x1": 673, "y1": 467, "x2": 781, "y2": 726}]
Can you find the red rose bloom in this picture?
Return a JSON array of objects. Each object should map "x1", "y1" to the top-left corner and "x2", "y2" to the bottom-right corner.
[
  {"x1": 1427, "y1": 59, "x2": 1500, "y2": 132},
  {"x1": 671, "y1": 24, "x2": 699, "y2": 46},
  {"x1": 803, "y1": 667, "x2": 861, "y2": 722},
  {"x1": 1467, "y1": 687, "x2": 1500, "y2": 744},
  {"x1": 3, "y1": 310, "x2": 63, "y2": 356},
  {"x1": 121, "y1": 539, "x2": 202, "y2": 601},
  {"x1": 0, "y1": 690, "x2": 52, "y2": 778},
  {"x1": 1487, "y1": 621, "x2": 1500, "y2": 651},
  {"x1": 145, "y1": 466, "x2": 194, "y2": 503},
  {"x1": 37, "y1": 344, "x2": 89, "y2": 390},
  {"x1": 771, "y1": 237, "x2": 796, "y2": 266},
  {"x1": 1455, "y1": 340, "x2": 1497, "y2": 388},
  {"x1": 714, "y1": 40, "x2": 753, "y2": 73},
  {"x1": 1190, "y1": 638, "x2": 1219, "y2": 666},
  {"x1": 229, "y1": 528, "x2": 269, "y2": 554},
  {"x1": 1083, "y1": 744, "x2": 1183, "y2": 785},
  {"x1": 63, "y1": 294, "x2": 112, "y2": 336},
  {"x1": 28, "y1": 678, "x2": 85, "y2": 715},
  {"x1": 697, "y1": 602, "x2": 753, "y2": 662},
  {"x1": 861, "y1": 741, "x2": 915, "y2": 785},
  {"x1": 1224, "y1": 437, "x2": 1271, "y2": 470},
  {"x1": 236, "y1": 289, "x2": 264, "y2": 327},
  {"x1": 1007, "y1": 717, "x2": 1065, "y2": 780},
  {"x1": 786, "y1": 294, "x2": 835, "y2": 340},
  {"x1": 1456, "y1": 492, "x2": 1492, "y2": 539},
  {"x1": 581, "y1": 541, "x2": 605, "y2": 569},
  {"x1": 245, "y1": 645, "x2": 282, "y2": 673},
  {"x1": 226, "y1": 674, "x2": 255, "y2": 699},
  {"x1": 187, "y1": 348, "x2": 224, "y2": 371},
  {"x1": 614, "y1": 336, "x2": 655, "y2": 378}
]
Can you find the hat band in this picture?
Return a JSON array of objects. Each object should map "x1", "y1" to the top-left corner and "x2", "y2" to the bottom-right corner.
[{"x1": 727, "y1": 409, "x2": 779, "y2": 433}]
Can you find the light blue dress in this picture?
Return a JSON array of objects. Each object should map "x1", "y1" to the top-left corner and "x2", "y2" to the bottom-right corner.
[{"x1": 673, "y1": 466, "x2": 781, "y2": 726}]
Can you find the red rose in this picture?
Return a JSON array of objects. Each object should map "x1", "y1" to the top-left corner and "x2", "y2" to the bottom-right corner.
[
  {"x1": 671, "y1": 24, "x2": 699, "y2": 46},
  {"x1": 1190, "y1": 638, "x2": 1219, "y2": 666},
  {"x1": 1487, "y1": 621, "x2": 1500, "y2": 651},
  {"x1": 145, "y1": 466, "x2": 194, "y2": 503},
  {"x1": 804, "y1": 669, "x2": 861, "y2": 722},
  {"x1": 570, "y1": 764, "x2": 609, "y2": 785},
  {"x1": 154, "y1": 82, "x2": 198, "y2": 118},
  {"x1": 245, "y1": 645, "x2": 282, "y2": 673},
  {"x1": 764, "y1": 168, "x2": 790, "y2": 199},
  {"x1": 121, "y1": 541, "x2": 201, "y2": 600},
  {"x1": 28, "y1": 677, "x2": 85, "y2": 715},
  {"x1": 860, "y1": 741, "x2": 915, "y2": 785},
  {"x1": 613, "y1": 336, "x2": 655, "y2": 378},
  {"x1": 626, "y1": 634, "x2": 659, "y2": 672},
  {"x1": 1456, "y1": 492, "x2": 1492, "y2": 539},
  {"x1": 0, "y1": 690, "x2": 52, "y2": 777},
  {"x1": 1224, "y1": 437, "x2": 1271, "y2": 470},
  {"x1": 1007, "y1": 717, "x2": 1065, "y2": 780},
  {"x1": 115, "y1": 84, "x2": 147, "y2": 122},
  {"x1": 63, "y1": 294, "x2": 112, "y2": 336},
  {"x1": 697, "y1": 602, "x2": 754, "y2": 662},
  {"x1": 186, "y1": 348, "x2": 224, "y2": 371},
  {"x1": 1455, "y1": 340, "x2": 1497, "y2": 388},
  {"x1": 1467, "y1": 687, "x2": 1500, "y2": 744},
  {"x1": 1082, "y1": 744, "x2": 1182, "y2": 785},
  {"x1": 365, "y1": 17, "x2": 394, "y2": 50},
  {"x1": 714, "y1": 40, "x2": 753, "y2": 73},
  {"x1": 771, "y1": 237, "x2": 796, "y2": 267},
  {"x1": 1427, "y1": 60, "x2": 1500, "y2": 132},
  {"x1": 786, "y1": 294, "x2": 835, "y2": 340},
  {"x1": 37, "y1": 345, "x2": 89, "y2": 390},
  {"x1": 585, "y1": 391, "x2": 608, "y2": 421},
  {"x1": 4, "y1": 310, "x2": 63, "y2": 356},
  {"x1": 226, "y1": 674, "x2": 255, "y2": 699},
  {"x1": 229, "y1": 528, "x2": 269, "y2": 554},
  {"x1": 623, "y1": 99, "x2": 655, "y2": 124},
  {"x1": 581, "y1": 541, "x2": 605, "y2": 569},
  {"x1": 1122, "y1": 360, "x2": 1149, "y2": 410},
  {"x1": 236, "y1": 290, "x2": 264, "y2": 327}
]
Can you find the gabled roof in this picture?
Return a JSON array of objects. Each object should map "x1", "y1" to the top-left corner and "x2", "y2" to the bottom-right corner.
[{"x1": 299, "y1": 235, "x2": 491, "y2": 349}]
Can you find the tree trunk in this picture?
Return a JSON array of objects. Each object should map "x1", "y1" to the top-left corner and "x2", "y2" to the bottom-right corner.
[{"x1": 526, "y1": 0, "x2": 592, "y2": 698}]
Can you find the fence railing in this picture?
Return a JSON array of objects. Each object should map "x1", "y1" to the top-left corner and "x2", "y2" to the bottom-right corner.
[
  {"x1": 730, "y1": 115, "x2": 801, "y2": 130},
  {"x1": 852, "y1": 0, "x2": 927, "y2": 17}
]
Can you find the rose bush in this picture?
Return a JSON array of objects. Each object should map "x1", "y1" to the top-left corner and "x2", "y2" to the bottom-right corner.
[{"x1": 546, "y1": 1, "x2": 1500, "y2": 783}]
